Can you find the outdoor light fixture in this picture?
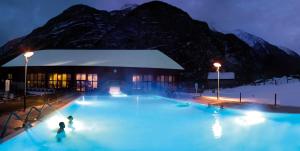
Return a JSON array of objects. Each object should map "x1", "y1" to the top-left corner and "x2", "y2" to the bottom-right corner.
[
  {"x1": 24, "y1": 52, "x2": 34, "y2": 58},
  {"x1": 213, "y1": 62, "x2": 221, "y2": 100},
  {"x1": 23, "y1": 51, "x2": 34, "y2": 111},
  {"x1": 213, "y1": 62, "x2": 221, "y2": 68}
]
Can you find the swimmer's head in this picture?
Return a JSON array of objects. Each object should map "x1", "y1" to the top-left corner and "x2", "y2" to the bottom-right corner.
[
  {"x1": 59, "y1": 122, "x2": 65, "y2": 129},
  {"x1": 68, "y1": 116, "x2": 73, "y2": 121}
]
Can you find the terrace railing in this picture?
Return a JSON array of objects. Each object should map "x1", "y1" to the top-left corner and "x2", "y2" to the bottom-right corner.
[
  {"x1": 0, "y1": 112, "x2": 23, "y2": 138},
  {"x1": 23, "y1": 102, "x2": 53, "y2": 128},
  {"x1": 0, "y1": 93, "x2": 77, "y2": 140},
  {"x1": 0, "y1": 101, "x2": 53, "y2": 139}
]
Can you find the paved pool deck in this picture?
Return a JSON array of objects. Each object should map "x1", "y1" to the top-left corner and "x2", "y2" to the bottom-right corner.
[{"x1": 195, "y1": 96, "x2": 300, "y2": 114}]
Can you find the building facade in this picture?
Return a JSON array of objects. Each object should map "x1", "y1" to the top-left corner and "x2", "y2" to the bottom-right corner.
[{"x1": 0, "y1": 49, "x2": 184, "y2": 94}]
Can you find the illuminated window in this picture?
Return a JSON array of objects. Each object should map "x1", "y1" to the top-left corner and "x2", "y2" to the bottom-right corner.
[
  {"x1": 156, "y1": 75, "x2": 175, "y2": 89},
  {"x1": 132, "y1": 75, "x2": 142, "y2": 89},
  {"x1": 88, "y1": 74, "x2": 98, "y2": 89},
  {"x1": 49, "y1": 73, "x2": 71, "y2": 88},
  {"x1": 143, "y1": 75, "x2": 153, "y2": 90},
  {"x1": 161, "y1": 75, "x2": 164, "y2": 82},
  {"x1": 169, "y1": 75, "x2": 173, "y2": 82},
  {"x1": 76, "y1": 73, "x2": 98, "y2": 91},
  {"x1": 27, "y1": 73, "x2": 46, "y2": 88},
  {"x1": 76, "y1": 73, "x2": 86, "y2": 92},
  {"x1": 7, "y1": 74, "x2": 12, "y2": 80}
]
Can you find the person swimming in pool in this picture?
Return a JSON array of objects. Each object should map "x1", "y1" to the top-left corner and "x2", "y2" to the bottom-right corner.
[
  {"x1": 67, "y1": 116, "x2": 73, "y2": 124},
  {"x1": 56, "y1": 122, "x2": 66, "y2": 142},
  {"x1": 67, "y1": 115, "x2": 75, "y2": 131}
]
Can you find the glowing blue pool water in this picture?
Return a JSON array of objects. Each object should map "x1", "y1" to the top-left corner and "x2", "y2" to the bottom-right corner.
[{"x1": 1, "y1": 95, "x2": 300, "y2": 151}]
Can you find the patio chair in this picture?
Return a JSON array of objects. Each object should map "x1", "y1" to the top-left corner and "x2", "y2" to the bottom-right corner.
[
  {"x1": 1, "y1": 95, "x2": 14, "y2": 102},
  {"x1": 0, "y1": 98, "x2": 4, "y2": 103}
]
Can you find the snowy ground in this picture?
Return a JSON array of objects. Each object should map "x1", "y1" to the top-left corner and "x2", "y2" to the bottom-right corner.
[{"x1": 202, "y1": 76, "x2": 300, "y2": 107}]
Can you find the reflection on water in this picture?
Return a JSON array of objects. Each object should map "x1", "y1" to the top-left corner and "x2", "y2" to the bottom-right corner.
[
  {"x1": 212, "y1": 112, "x2": 222, "y2": 139},
  {"x1": 109, "y1": 86, "x2": 128, "y2": 97},
  {"x1": 75, "y1": 100, "x2": 94, "y2": 106},
  {"x1": 235, "y1": 111, "x2": 266, "y2": 126}
]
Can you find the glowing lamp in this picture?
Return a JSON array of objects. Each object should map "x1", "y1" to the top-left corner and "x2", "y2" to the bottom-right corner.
[
  {"x1": 24, "y1": 52, "x2": 34, "y2": 58},
  {"x1": 213, "y1": 62, "x2": 221, "y2": 100},
  {"x1": 213, "y1": 62, "x2": 221, "y2": 68},
  {"x1": 23, "y1": 51, "x2": 34, "y2": 111}
]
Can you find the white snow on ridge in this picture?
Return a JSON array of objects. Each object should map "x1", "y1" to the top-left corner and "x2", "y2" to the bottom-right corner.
[
  {"x1": 233, "y1": 30, "x2": 266, "y2": 47},
  {"x1": 279, "y1": 46, "x2": 300, "y2": 57},
  {"x1": 203, "y1": 77, "x2": 300, "y2": 107},
  {"x1": 120, "y1": 4, "x2": 138, "y2": 10}
]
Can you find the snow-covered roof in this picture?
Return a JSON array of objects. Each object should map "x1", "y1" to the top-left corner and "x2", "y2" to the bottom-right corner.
[
  {"x1": 207, "y1": 72, "x2": 235, "y2": 80},
  {"x1": 2, "y1": 49, "x2": 184, "y2": 70}
]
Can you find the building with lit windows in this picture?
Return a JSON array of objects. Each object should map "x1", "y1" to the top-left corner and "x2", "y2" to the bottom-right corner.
[{"x1": 0, "y1": 49, "x2": 184, "y2": 93}]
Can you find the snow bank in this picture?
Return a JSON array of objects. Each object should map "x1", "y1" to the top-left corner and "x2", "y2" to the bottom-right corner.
[{"x1": 203, "y1": 77, "x2": 300, "y2": 107}]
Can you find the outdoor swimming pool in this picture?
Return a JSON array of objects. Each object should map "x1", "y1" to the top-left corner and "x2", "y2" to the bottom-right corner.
[{"x1": 1, "y1": 95, "x2": 300, "y2": 151}]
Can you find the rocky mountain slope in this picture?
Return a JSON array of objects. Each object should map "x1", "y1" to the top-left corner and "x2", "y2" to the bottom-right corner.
[
  {"x1": 234, "y1": 30, "x2": 300, "y2": 76},
  {"x1": 280, "y1": 46, "x2": 300, "y2": 57},
  {"x1": 0, "y1": 1, "x2": 298, "y2": 82}
]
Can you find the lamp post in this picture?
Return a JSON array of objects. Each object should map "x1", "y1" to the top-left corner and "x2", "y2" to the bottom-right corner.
[
  {"x1": 213, "y1": 62, "x2": 221, "y2": 100},
  {"x1": 24, "y1": 52, "x2": 34, "y2": 111}
]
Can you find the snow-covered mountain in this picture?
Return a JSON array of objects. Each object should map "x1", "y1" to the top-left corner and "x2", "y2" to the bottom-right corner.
[
  {"x1": 233, "y1": 30, "x2": 300, "y2": 76},
  {"x1": 0, "y1": 1, "x2": 261, "y2": 82},
  {"x1": 279, "y1": 46, "x2": 300, "y2": 57},
  {"x1": 234, "y1": 30, "x2": 300, "y2": 57},
  {"x1": 120, "y1": 3, "x2": 138, "y2": 10},
  {"x1": 233, "y1": 29, "x2": 267, "y2": 48},
  {"x1": 0, "y1": 1, "x2": 299, "y2": 82}
]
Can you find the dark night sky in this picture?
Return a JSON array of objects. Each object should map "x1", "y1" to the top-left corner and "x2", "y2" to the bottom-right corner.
[{"x1": 1, "y1": 0, "x2": 300, "y2": 53}]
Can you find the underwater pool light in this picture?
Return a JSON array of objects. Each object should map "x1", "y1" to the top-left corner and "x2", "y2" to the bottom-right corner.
[
  {"x1": 235, "y1": 111, "x2": 266, "y2": 126},
  {"x1": 46, "y1": 115, "x2": 84, "y2": 132},
  {"x1": 109, "y1": 86, "x2": 127, "y2": 97}
]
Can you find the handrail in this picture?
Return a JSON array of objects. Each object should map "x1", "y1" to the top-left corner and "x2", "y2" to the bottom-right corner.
[
  {"x1": 23, "y1": 107, "x2": 41, "y2": 128},
  {"x1": 1, "y1": 112, "x2": 23, "y2": 138},
  {"x1": 46, "y1": 94, "x2": 58, "y2": 103},
  {"x1": 0, "y1": 102, "x2": 53, "y2": 139},
  {"x1": 0, "y1": 93, "x2": 74, "y2": 139},
  {"x1": 38, "y1": 102, "x2": 52, "y2": 119},
  {"x1": 23, "y1": 97, "x2": 56, "y2": 128}
]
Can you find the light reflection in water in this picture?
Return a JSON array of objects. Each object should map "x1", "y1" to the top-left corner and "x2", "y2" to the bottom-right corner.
[
  {"x1": 109, "y1": 86, "x2": 128, "y2": 97},
  {"x1": 135, "y1": 96, "x2": 140, "y2": 115},
  {"x1": 235, "y1": 111, "x2": 266, "y2": 126},
  {"x1": 74, "y1": 96, "x2": 93, "y2": 106},
  {"x1": 136, "y1": 96, "x2": 139, "y2": 105},
  {"x1": 75, "y1": 101, "x2": 94, "y2": 106},
  {"x1": 212, "y1": 112, "x2": 222, "y2": 139}
]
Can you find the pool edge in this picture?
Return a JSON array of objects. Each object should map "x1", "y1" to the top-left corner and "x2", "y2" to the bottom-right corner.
[{"x1": 0, "y1": 94, "x2": 81, "y2": 144}]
